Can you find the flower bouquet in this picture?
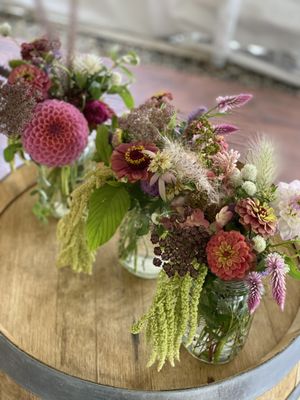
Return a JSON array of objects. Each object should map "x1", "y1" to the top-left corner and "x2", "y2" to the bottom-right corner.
[
  {"x1": 56, "y1": 90, "x2": 300, "y2": 369},
  {"x1": 0, "y1": 25, "x2": 137, "y2": 221}
]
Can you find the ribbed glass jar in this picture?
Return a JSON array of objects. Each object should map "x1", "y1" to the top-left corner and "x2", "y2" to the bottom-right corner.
[{"x1": 183, "y1": 277, "x2": 252, "y2": 364}]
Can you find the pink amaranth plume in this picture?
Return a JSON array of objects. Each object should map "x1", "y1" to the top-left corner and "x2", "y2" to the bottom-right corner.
[
  {"x1": 246, "y1": 272, "x2": 264, "y2": 314},
  {"x1": 265, "y1": 253, "x2": 287, "y2": 311},
  {"x1": 213, "y1": 123, "x2": 239, "y2": 135},
  {"x1": 216, "y1": 93, "x2": 253, "y2": 113}
]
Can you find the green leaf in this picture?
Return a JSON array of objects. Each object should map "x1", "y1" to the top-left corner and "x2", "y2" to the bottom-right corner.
[
  {"x1": 86, "y1": 184, "x2": 130, "y2": 250},
  {"x1": 118, "y1": 86, "x2": 135, "y2": 109},
  {"x1": 9, "y1": 59, "x2": 28, "y2": 68},
  {"x1": 95, "y1": 125, "x2": 112, "y2": 166},
  {"x1": 3, "y1": 143, "x2": 21, "y2": 162},
  {"x1": 285, "y1": 255, "x2": 300, "y2": 280},
  {"x1": 118, "y1": 65, "x2": 134, "y2": 79},
  {"x1": 75, "y1": 73, "x2": 87, "y2": 89},
  {"x1": 89, "y1": 81, "x2": 102, "y2": 99}
]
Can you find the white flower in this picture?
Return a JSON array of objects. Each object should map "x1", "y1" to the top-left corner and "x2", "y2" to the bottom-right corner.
[
  {"x1": 272, "y1": 180, "x2": 300, "y2": 240},
  {"x1": 230, "y1": 168, "x2": 242, "y2": 187},
  {"x1": 111, "y1": 71, "x2": 122, "y2": 86},
  {"x1": 242, "y1": 181, "x2": 257, "y2": 196},
  {"x1": 0, "y1": 22, "x2": 11, "y2": 37},
  {"x1": 73, "y1": 54, "x2": 103, "y2": 76},
  {"x1": 252, "y1": 236, "x2": 266, "y2": 253},
  {"x1": 241, "y1": 164, "x2": 257, "y2": 182}
]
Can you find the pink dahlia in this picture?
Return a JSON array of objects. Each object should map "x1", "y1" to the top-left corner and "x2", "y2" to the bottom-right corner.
[
  {"x1": 206, "y1": 230, "x2": 255, "y2": 280},
  {"x1": 22, "y1": 100, "x2": 88, "y2": 167},
  {"x1": 235, "y1": 198, "x2": 277, "y2": 238},
  {"x1": 8, "y1": 64, "x2": 51, "y2": 100},
  {"x1": 83, "y1": 100, "x2": 114, "y2": 127},
  {"x1": 111, "y1": 142, "x2": 158, "y2": 182}
]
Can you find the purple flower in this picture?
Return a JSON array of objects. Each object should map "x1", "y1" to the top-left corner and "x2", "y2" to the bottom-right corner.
[
  {"x1": 187, "y1": 106, "x2": 207, "y2": 123},
  {"x1": 265, "y1": 252, "x2": 287, "y2": 311},
  {"x1": 83, "y1": 100, "x2": 114, "y2": 127},
  {"x1": 246, "y1": 272, "x2": 264, "y2": 314},
  {"x1": 213, "y1": 123, "x2": 239, "y2": 135},
  {"x1": 140, "y1": 180, "x2": 159, "y2": 197},
  {"x1": 216, "y1": 93, "x2": 253, "y2": 113}
]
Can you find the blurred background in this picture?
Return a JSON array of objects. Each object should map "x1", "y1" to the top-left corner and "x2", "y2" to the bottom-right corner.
[{"x1": 1, "y1": 0, "x2": 300, "y2": 88}]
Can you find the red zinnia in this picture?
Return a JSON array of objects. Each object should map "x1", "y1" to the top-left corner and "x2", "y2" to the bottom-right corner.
[
  {"x1": 111, "y1": 142, "x2": 158, "y2": 182},
  {"x1": 206, "y1": 230, "x2": 255, "y2": 280},
  {"x1": 8, "y1": 64, "x2": 51, "y2": 100}
]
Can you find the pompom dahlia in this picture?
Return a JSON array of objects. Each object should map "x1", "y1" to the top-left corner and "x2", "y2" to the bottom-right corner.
[
  {"x1": 235, "y1": 198, "x2": 277, "y2": 238},
  {"x1": 111, "y1": 142, "x2": 158, "y2": 182},
  {"x1": 83, "y1": 100, "x2": 114, "y2": 127},
  {"x1": 22, "y1": 100, "x2": 88, "y2": 167},
  {"x1": 206, "y1": 230, "x2": 255, "y2": 280},
  {"x1": 8, "y1": 64, "x2": 51, "y2": 100},
  {"x1": 272, "y1": 180, "x2": 300, "y2": 240}
]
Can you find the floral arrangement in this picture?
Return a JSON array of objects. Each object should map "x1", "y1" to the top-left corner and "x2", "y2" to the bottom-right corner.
[
  {"x1": 0, "y1": 24, "x2": 138, "y2": 220},
  {"x1": 56, "y1": 90, "x2": 300, "y2": 367}
]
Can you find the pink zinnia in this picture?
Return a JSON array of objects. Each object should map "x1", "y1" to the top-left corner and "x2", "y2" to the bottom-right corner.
[
  {"x1": 265, "y1": 252, "x2": 287, "y2": 311},
  {"x1": 22, "y1": 100, "x2": 89, "y2": 167},
  {"x1": 216, "y1": 93, "x2": 253, "y2": 113},
  {"x1": 83, "y1": 100, "x2": 114, "y2": 127},
  {"x1": 206, "y1": 230, "x2": 255, "y2": 281},
  {"x1": 8, "y1": 64, "x2": 51, "y2": 100},
  {"x1": 111, "y1": 142, "x2": 158, "y2": 182},
  {"x1": 246, "y1": 272, "x2": 264, "y2": 314}
]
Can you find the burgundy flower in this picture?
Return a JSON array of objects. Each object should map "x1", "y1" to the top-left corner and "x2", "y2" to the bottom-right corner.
[
  {"x1": 111, "y1": 142, "x2": 158, "y2": 182},
  {"x1": 21, "y1": 37, "x2": 61, "y2": 61},
  {"x1": 8, "y1": 64, "x2": 51, "y2": 100},
  {"x1": 83, "y1": 100, "x2": 114, "y2": 127}
]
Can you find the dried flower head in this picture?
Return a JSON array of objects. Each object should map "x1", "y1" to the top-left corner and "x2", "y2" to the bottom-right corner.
[{"x1": 0, "y1": 83, "x2": 36, "y2": 138}]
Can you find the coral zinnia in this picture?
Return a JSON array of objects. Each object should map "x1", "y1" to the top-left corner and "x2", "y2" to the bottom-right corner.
[
  {"x1": 206, "y1": 230, "x2": 255, "y2": 280},
  {"x1": 111, "y1": 142, "x2": 158, "y2": 182},
  {"x1": 22, "y1": 100, "x2": 88, "y2": 167},
  {"x1": 235, "y1": 198, "x2": 277, "y2": 238},
  {"x1": 8, "y1": 64, "x2": 51, "y2": 100}
]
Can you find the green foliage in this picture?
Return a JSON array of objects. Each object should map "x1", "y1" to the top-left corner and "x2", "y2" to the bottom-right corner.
[
  {"x1": 3, "y1": 142, "x2": 22, "y2": 162},
  {"x1": 95, "y1": 125, "x2": 112, "y2": 166},
  {"x1": 88, "y1": 81, "x2": 102, "y2": 99},
  {"x1": 109, "y1": 85, "x2": 135, "y2": 109},
  {"x1": 132, "y1": 265, "x2": 207, "y2": 370},
  {"x1": 86, "y1": 183, "x2": 130, "y2": 251},
  {"x1": 8, "y1": 59, "x2": 28, "y2": 68},
  {"x1": 285, "y1": 255, "x2": 300, "y2": 280}
]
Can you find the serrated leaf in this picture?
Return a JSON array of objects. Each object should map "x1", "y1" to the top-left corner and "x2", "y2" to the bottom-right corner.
[
  {"x1": 285, "y1": 255, "x2": 300, "y2": 280},
  {"x1": 95, "y1": 125, "x2": 112, "y2": 165},
  {"x1": 87, "y1": 184, "x2": 130, "y2": 250}
]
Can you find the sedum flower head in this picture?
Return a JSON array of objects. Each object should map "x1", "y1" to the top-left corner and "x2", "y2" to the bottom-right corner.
[
  {"x1": 73, "y1": 53, "x2": 103, "y2": 76},
  {"x1": 241, "y1": 163, "x2": 257, "y2": 182},
  {"x1": 242, "y1": 181, "x2": 257, "y2": 196},
  {"x1": 252, "y1": 235, "x2": 266, "y2": 253}
]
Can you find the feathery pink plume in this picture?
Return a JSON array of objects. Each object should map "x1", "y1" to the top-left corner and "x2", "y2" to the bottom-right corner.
[
  {"x1": 246, "y1": 272, "x2": 264, "y2": 314},
  {"x1": 216, "y1": 93, "x2": 253, "y2": 113},
  {"x1": 213, "y1": 123, "x2": 239, "y2": 135},
  {"x1": 266, "y1": 253, "x2": 287, "y2": 311}
]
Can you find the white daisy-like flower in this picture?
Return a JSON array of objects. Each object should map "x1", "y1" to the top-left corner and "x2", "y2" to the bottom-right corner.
[
  {"x1": 252, "y1": 236, "x2": 266, "y2": 253},
  {"x1": 73, "y1": 54, "x2": 103, "y2": 76},
  {"x1": 242, "y1": 181, "x2": 257, "y2": 196},
  {"x1": 241, "y1": 163, "x2": 257, "y2": 182},
  {"x1": 272, "y1": 180, "x2": 300, "y2": 240}
]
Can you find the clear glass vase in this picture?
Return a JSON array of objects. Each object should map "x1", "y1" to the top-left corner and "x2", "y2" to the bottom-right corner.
[
  {"x1": 183, "y1": 277, "x2": 252, "y2": 364},
  {"x1": 118, "y1": 208, "x2": 161, "y2": 279},
  {"x1": 32, "y1": 136, "x2": 95, "y2": 221}
]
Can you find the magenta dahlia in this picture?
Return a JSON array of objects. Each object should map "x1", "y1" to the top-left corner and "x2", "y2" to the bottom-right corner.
[
  {"x1": 83, "y1": 100, "x2": 114, "y2": 127},
  {"x1": 8, "y1": 64, "x2": 51, "y2": 100},
  {"x1": 111, "y1": 142, "x2": 158, "y2": 182},
  {"x1": 206, "y1": 230, "x2": 255, "y2": 280},
  {"x1": 22, "y1": 100, "x2": 89, "y2": 167}
]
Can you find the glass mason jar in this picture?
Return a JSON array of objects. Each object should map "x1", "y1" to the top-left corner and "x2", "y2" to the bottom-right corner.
[
  {"x1": 32, "y1": 136, "x2": 95, "y2": 221},
  {"x1": 183, "y1": 277, "x2": 252, "y2": 364},
  {"x1": 118, "y1": 207, "x2": 161, "y2": 279}
]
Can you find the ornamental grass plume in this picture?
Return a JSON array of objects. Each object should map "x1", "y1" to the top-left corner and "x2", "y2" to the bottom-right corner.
[
  {"x1": 56, "y1": 166, "x2": 113, "y2": 274},
  {"x1": 246, "y1": 272, "x2": 264, "y2": 314},
  {"x1": 132, "y1": 266, "x2": 207, "y2": 370},
  {"x1": 265, "y1": 252, "x2": 288, "y2": 311}
]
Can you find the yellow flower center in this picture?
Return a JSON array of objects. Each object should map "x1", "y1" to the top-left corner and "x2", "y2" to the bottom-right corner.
[
  {"x1": 125, "y1": 145, "x2": 149, "y2": 167},
  {"x1": 216, "y1": 243, "x2": 237, "y2": 268}
]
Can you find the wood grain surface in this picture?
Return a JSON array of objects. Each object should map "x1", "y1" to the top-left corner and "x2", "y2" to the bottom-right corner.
[{"x1": 0, "y1": 165, "x2": 299, "y2": 400}]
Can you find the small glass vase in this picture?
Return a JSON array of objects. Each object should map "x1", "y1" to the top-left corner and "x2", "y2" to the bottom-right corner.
[
  {"x1": 118, "y1": 208, "x2": 161, "y2": 279},
  {"x1": 183, "y1": 277, "x2": 252, "y2": 364},
  {"x1": 32, "y1": 137, "x2": 95, "y2": 221}
]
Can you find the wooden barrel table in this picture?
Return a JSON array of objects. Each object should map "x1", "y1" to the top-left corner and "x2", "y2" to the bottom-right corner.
[{"x1": 0, "y1": 164, "x2": 300, "y2": 400}]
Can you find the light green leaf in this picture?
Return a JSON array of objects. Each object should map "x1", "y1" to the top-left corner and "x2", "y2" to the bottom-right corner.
[
  {"x1": 89, "y1": 81, "x2": 102, "y2": 99},
  {"x1": 86, "y1": 184, "x2": 130, "y2": 250},
  {"x1": 9, "y1": 59, "x2": 28, "y2": 68},
  {"x1": 95, "y1": 125, "x2": 112, "y2": 166},
  {"x1": 3, "y1": 143, "x2": 21, "y2": 162},
  {"x1": 118, "y1": 86, "x2": 135, "y2": 109},
  {"x1": 285, "y1": 255, "x2": 300, "y2": 280}
]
